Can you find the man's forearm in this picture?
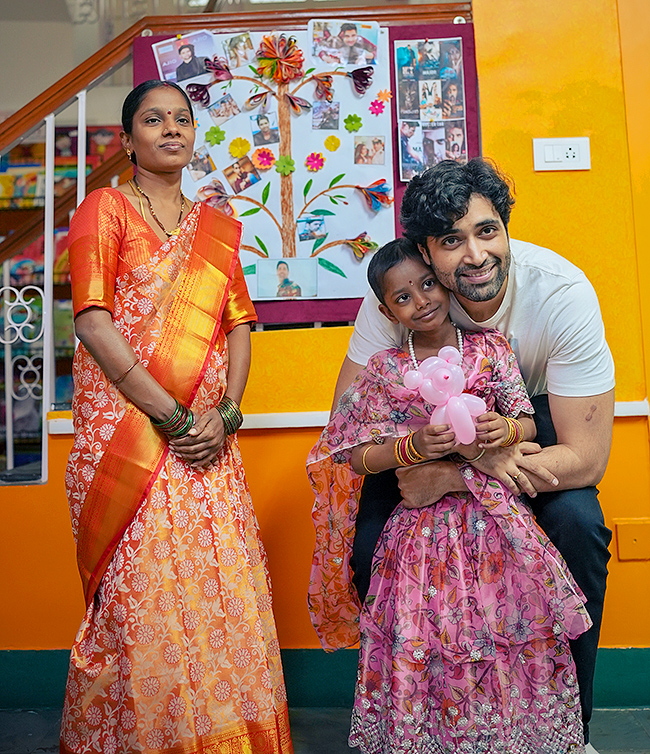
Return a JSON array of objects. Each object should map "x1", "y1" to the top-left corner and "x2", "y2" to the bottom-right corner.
[
  {"x1": 520, "y1": 390, "x2": 615, "y2": 492},
  {"x1": 520, "y1": 441, "x2": 609, "y2": 493}
]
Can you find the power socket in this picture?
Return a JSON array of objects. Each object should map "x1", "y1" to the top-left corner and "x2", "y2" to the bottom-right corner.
[{"x1": 533, "y1": 137, "x2": 591, "y2": 171}]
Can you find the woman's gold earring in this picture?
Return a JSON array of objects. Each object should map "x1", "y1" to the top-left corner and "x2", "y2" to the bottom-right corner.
[{"x1": 126, "y1": 149, "x2": 132, "y2": 159}]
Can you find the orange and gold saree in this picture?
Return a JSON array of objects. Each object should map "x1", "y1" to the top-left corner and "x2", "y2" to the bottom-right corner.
[{"x1": 61, "y1": 189, "x2": 293, "y2": 754}]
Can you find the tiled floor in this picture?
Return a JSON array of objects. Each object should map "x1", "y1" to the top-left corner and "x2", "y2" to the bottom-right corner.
[{"x1": 1, "y1": 707, "x2": 649, "y2": 753}]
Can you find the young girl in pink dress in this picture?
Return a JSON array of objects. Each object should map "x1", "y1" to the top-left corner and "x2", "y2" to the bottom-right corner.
[{"x1": 308, "y1": 238, "x2": 590, "y2": 753}]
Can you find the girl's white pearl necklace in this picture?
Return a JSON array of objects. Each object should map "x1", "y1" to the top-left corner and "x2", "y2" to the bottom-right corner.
[{"x1": 407, "y1": 326, "x2": 463, "y2": 370}]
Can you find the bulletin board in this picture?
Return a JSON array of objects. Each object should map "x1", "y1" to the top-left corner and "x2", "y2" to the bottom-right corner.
[{"x1": 133, "y1": 13, "x2": 479, "y2": 324}]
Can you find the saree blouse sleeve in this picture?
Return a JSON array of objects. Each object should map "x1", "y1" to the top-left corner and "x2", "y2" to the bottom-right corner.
[
  {"x1": 221, "y1": 259, "x2": 257, "y2": 333},
  {"x1": 68, "y1": 189, "x2": 125, "y2": 318}
]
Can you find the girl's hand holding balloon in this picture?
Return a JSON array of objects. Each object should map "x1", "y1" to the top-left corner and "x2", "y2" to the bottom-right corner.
[
  {"x1": 403, "y1": 345, "x2": 486, "y2": 446},
  {"x1": 413, "y1": 424, "x2": 457, "y2": 460},
  {"x1": 475, "y1": 411, "x2": 511, "y2": 448}
]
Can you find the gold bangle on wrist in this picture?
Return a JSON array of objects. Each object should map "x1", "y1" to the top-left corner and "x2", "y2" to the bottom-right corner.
[
  {"x1": 361, "y1": 445, "x2": 379, "y2": 474},
  {"x1": 501, "y1": 417, "x2": 525, "y2": 447}
]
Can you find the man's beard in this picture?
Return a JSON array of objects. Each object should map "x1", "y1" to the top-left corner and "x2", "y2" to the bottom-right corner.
[{"x1": 453, "y1": 255, "x2": 510, "y2": 302}]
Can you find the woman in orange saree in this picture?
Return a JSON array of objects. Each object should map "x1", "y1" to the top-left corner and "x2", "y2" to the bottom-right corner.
[{"x1": 60, "y1": 81, "x2": 293, "y2": 754}]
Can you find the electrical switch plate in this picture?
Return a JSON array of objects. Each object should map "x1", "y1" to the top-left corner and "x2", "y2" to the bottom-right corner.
[
  {"x1": 532, "y1": 137, "x2": 591, "y2": 171},
  {"x1": 615, "y1": 519, "x2": 650, "y2": 561}
]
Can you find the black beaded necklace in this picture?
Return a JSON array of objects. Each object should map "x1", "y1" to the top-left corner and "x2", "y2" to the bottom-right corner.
[{"x1": 129, "y1": 178, "x2": 186, "y2": 237}]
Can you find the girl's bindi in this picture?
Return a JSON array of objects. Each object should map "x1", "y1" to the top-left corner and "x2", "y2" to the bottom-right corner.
[{"x1": 167, "y1": 110, "x2": 172, "y2": 115}]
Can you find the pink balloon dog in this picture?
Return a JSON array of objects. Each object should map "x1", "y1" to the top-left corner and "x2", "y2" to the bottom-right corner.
[{"x1": 403, "y1": 346, "x2": 487, "y2": 445}]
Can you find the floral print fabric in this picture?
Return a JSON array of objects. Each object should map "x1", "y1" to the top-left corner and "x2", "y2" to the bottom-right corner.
[
  {"x1": 307, "y1": 330, "x2": 590, "y2": 753},
  {"x1": 62, "y1": 192, "x2": 292, "y2": 754}
]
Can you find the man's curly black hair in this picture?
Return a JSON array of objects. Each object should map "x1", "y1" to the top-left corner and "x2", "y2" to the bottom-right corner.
[{"x1": 400, "y1": 158, "x2": 515, "y2": 246}]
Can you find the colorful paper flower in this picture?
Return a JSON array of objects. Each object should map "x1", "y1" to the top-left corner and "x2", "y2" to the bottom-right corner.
[
  {"x1": 196, "y1": 180, "x2": 235, "y2": 217},
  {"x1": 275, "y1": 155, "x2": 296, "y2": 176},
  {"x1": 252, "y1": 147, "x2": 276, "y2": 170},
  {"x1": 185, "y1": 83, "x2": 211, "y2": 108},
  {"x1": 369, "y1": 99, "x2": 385, "y2": 116},
  {"x1": 355, "y1": 179, "x2": 393, "y2": 212},
  {"x1": 376, "y1": 89, "x2": 392, "y2": 102},
  {"x1": 348, "y1": 66, "x2": 374, "y2": 95},
  {"x1": 305, "y1": 152, "x2": 325, "y2": 172},
  {"x1": 324, "y1": 135, "x2": 341, "y2": 152},
  {"x1": 205, "y1": 126, "x2": 226, "y2": 146},
  {"x1": 344, "y1": 114, "x2": 363, "y2": 133},
  {"x1": 244, "y1": 92, "x2": 271, "y2": 111},
  {"x1": 256, "y1": 34, "x2": 304, "y2": 84},
  {"x1": 313, "y1": 73, "x2": 334, "y2": 102},
  {"x1": 204, "y1": 56, "x2": 233, "y2": 81},
  {"x1": 229, "y1": 137, "x2": 250, "y2": 159},
  {"x1": 345, "y1": 232, "x2": 378, "y2": 260},
  {"x1": 285, "y1": 93, "x2": 312, "y2": 114}
]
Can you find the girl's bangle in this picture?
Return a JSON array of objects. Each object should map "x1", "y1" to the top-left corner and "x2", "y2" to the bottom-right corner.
[
  {"x1": 501, "y1": 417, "x2": 525, "y2": 447},
  {"x1": 458, "y1": 448, "x2": 486, "y2": 463},
  {"x1": 361, "y1": 445, "x2": 379, "y2": 474}
]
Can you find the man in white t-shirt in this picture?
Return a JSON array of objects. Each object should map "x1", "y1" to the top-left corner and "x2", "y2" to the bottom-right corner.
[{"x1": 332, "y1": 158, "x2": 614, "y2": 746}]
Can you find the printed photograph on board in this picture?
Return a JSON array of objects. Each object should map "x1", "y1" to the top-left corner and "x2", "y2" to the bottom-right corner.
[
  {"x1": 223, "y1": 157, "x2": 260, "y2": 194},
  {"x1": 309, "y1": 19, "x2": 379, "y2": 66},
  {"x1": 187, "y1": 146, "x2": 216, "y2": 181},
  {"x1": 257, "y1": 258, "x2": 318, "y2": 299},
  {"x1": 152, "y1": 31, "x2": 215, "y2": 83},
  {"x1": 354, "y1": 135, "x2": 385, "y2": 165},
  {"x1": 395, "y1": 36, "x2": 468, "y2": 179},
  {"x1": 208, "y1": 94, "x2": 241, "y2": 126},
  {"x1": 250, "y1": 112, "x2": 280, "y2": 146},
  {"x1": 223, "y1": 32, "x2": 255, "y2": 69},
  {"x1": 312, "y1": 101, "x2": 340, "y2": 130}
]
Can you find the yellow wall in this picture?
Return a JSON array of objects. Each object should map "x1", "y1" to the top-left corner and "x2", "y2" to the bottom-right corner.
[
  {"x1": 2, "y1": 0, "x2": 650, "y2": 651},
  {"x1": 471, "y1": 0, "x2": 650, "y2": 645}
]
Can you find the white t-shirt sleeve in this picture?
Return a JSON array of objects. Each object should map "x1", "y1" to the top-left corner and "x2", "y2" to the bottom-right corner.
[
  {"x1": 347, "y1": 290, "x2": 405, "y2": 366},
  {"x1": 545, "y1": 276, "x2": 615, "y2": 397}
]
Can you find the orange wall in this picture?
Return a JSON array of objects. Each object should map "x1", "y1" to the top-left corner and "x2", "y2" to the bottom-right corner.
[{"x1": 2, "y1": 0, "x2": 650, "y2": 651}]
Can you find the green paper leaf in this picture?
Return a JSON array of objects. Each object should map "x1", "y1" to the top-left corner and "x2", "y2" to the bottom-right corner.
[
  {"x1": 310, "y1": 209, "x2": 336, "y2": 216},
  {"x1": 329, "y1": 173, "x2": 345, "y2": 188},
  {"x1": 261, "y1": 182, "x2": 270, "y2": 205},
  {"x1": 249, "y1": 65, "x2": 259, "y2": 76},
  {"x1": 255, "y1": 236, "x2": 269, "y2": 256},
  {"x1": 318, "y1": 257, "x2": 347, "y2": 278},
  {"x1": 239, "y1": 207, "x2": 261, "y2": 217},
  {"x1": 304, "y1": 67, "x2": 315, "y2": 76},
  {"x1": 312, "y1": 234, "x2": 328, "y2": 252},
  {"x1": 303, "y1": 178, "x2": 313, "y2": 199},
  {"x1": 242, "y1": 264, "x2": 256, "y2": 275},
  {"x1": 328, "y1": 196, "x2": 338, "y2": 205}
]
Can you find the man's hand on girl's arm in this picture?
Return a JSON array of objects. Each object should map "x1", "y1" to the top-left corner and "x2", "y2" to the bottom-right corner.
[
  {"x1": 516, "y1": 390, "x2": 614, "y2": 492},
  {"x1": 471, "y1": 443, "x2": 558, "y2": 497}
]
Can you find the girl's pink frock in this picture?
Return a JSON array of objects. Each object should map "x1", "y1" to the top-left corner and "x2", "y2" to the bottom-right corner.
[{"x1": 308, "y1": 330, "x2": 590, "y2": 753}]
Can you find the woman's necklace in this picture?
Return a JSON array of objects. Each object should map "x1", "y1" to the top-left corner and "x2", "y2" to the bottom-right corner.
[
  {"x1": 408, "y1": 325, "x2": 463, "y2": 370},
  {"x1": 129, "y1": 178, "x2": 186, "y2": 237}
]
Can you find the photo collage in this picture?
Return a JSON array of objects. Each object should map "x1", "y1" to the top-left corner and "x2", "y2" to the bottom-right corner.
[
  {"x1": 395, "y1": 37, "x2": 468, "y2": 181},
  {"x1": 151, "y1": 23, "x2": 395, "y2": 302}
]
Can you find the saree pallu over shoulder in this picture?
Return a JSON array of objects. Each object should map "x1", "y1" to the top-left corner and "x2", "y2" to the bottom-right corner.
[{"x1": 75, "y1": 203, "x2": 243, "y2": 607}]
